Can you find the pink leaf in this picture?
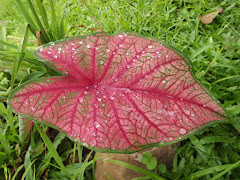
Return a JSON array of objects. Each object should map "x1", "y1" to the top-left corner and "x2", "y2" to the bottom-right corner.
[{"x1": 9, "y1": 32, "x2": 229, "y2": 153}]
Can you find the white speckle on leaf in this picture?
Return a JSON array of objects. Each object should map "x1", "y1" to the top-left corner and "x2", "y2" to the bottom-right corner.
[{"x1": 179, "y1": 128, "x2": 187, "y2": 135}]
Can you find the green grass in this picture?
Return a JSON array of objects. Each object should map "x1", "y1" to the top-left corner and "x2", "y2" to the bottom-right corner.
[{"x1": 0, "y1": 0, "x2": 240, "y2": 179}]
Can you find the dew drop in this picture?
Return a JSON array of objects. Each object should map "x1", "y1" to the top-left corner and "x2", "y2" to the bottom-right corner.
[
  {"x1": 97, "y1": 98, "x2": 101, "y2": 102},
  {"x1": 79, "y1": 41, "x2": 83, "y2": 44},
  {"x1": 191, "y1": 114, "x2": 195, "y2": 117},
  {"x1": 104, "y1": 120, "x2": 107, "y2": 123},
  {"x1": 145, "y1": 75, "x2": 148, "y2": 79},
  {"x1": 119, "y1": 44, "x2": 123, "y2": 47},
  {"x1": 84, "y1": 91, "x2": 88, "y2": 95},
  {"x1": 71, "y1": 43, "x2": 74, "y2": 46},
  {"x1": 110, "y1": 96, "x2": 114, "y2": 100},
  {"x1": 31, "y1": 107, "x2": 35, "y2": 111},
  {"x1": 94, "y1": 104, "x2": 98, "y2": 108},
  {"x1": 126, "y1": 64, "x2": 130, "y2": 68},
  {"x1": 53, "y1": 55, "x2": 57, "y2": 59},
  {"x1": 39, "y1": 48, "x2": 43, "y2": 52},
  {"x1": 119, "y1": 34, "x2": 123, "y2": 38},
  {"x1": 165, "y1": 55, "x2": 168, "y2": 58},
  {"x1": 63, "y1": 96, "x2": 66, "y2": 99},
  {"x1": 49, "y1": 42, "x2": 54, "y2": 45},
  {"x1": 103, "y1": 96, "x2": 106, "y2": 99},
  {"x1": 102, "y1": 104, "x2": 105, "y2": 106},
  {"x1": 25, "y1": 102, "x2": 28, "y2": 105},
  {"x1": 86, "y1": 45, "x2": 90, "y2": 48},
  {"x1": 106, "y1": 49, "x2": 110, "y2": 52},
  {"x1": 180, "y1": 98, "x2": 183, "y2": 101},
  {"x1": 162, "y1": 80, "x2": 166, "y2": 84},
  {"x1": 48, "y1": 51, "x2": 51, "y2": 54},
  {"x1": 156, "y1": 51, "x2": 159, "y2": 54},
  {"x1": 107, "y1": 114, "x2": 110, "y2": 117},
  {"x1": 179, "y1": 128, "x2": 187, "y2": 135},
  {"x1": 148, "y1": 45, "x2": 153, "y2": 48},
  {"x1": 95, "y1": 47, "x2": 99, "y2": 50},
  {"x1": 94, "y1": 122, "x2": 100, "y2": 128},
  {"x1": 113, "y1": 52, "x2": 115, "y2": 54},
  {"x1": 79, "y1": 98, "x2": 83, "y2": 102},
  {"x1": 72, "y1": 48, "x2": 75, "y2": 51},
  {"x1": 203, "y1": 104, "x2": 206, "y2": 107}
]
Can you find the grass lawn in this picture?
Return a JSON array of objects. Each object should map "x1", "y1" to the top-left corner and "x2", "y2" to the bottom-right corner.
[{"x1": 0, "y1": 0, "x2": 239, "y2": 179}]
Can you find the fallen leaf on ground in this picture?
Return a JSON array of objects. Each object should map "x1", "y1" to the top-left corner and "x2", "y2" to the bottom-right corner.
[{"x1": 200, "y1": 8, "x2": 223, "y2": 24}]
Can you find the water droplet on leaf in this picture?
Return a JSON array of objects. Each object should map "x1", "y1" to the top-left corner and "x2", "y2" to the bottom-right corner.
[{"x1": 179, "y1": 128, "x2": 187, "y2": 134}]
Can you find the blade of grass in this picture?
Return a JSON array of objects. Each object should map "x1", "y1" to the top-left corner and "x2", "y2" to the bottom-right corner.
[
  {"x1": 11, "y1": 23, "x2": 29, "y2": 90},
  {"x1": 209, "y1": 160, "x2": 240, "y2": 180},
  {"x1": 71, "y1": 153, "x2": 110, "y2": 179},
  {"x1": 35, "y1": 0, "x2": 55, "y2": 41},
  {"x1": 26, "y1": 0, "x2": 50, "y2": 42},
  {"x1": 0, "y1": 25, "x2": 6, "y2": 49},
  {"x1": 11, "y1": 164, "x2": 24, "y2": 180},
  {"x1": 190, "y1": 43, "x2": 214, "y2": 60},
  {"x1": 183, "y1": 163, "x2": 240, "y2": 179},
  {"x1": 212, "y1": 75, "x2": 240, "y2": 84},
  {"x1": 92, "y1": 152, "x2": 97, "y2": 180},
  {"x1": 49, "y1": 0, "x2": 60, "y2": 39},
  {"x1": 14, "y1": 0, "x2": 37, "y2": 35},
  {"x1": 35, "y1": 124, "x2": 71, "y2": 178},
  {"x1": 79, "y1": 151, "x2": 93, "y2": 179},
  {"x1": 21, "y1": 158, "x2": 38, "y2": 180},
  {"x1": 198, "y1": 47, "x2": 223, "y2": 78},
  {"x1": 0, "y1": 40, "x2": 18, "y2": 49},
  {"x1": 81, "y1": 0, "x2": 103, "y2": 32},
  {"x1": 6, "y1": 108, "x2": 18, "y2": 136},
  {"x1": 107, "y1": 159, "x2": 165, "y2": 180}
]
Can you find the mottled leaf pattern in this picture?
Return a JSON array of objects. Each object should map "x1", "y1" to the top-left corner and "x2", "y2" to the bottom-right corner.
[{"x1": 9, "y1": 32, "x2": 229, "y2": 153}]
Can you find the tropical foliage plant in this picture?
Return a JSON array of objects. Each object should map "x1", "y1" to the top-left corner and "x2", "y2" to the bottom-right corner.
[{"x1": 0, "y1": 0, "x2": 239, "y2": 179}]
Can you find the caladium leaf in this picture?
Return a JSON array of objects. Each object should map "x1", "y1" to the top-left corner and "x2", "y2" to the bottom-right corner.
[{"x1": 9, "y1": 32, "x2": 229, "y2": 153}]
